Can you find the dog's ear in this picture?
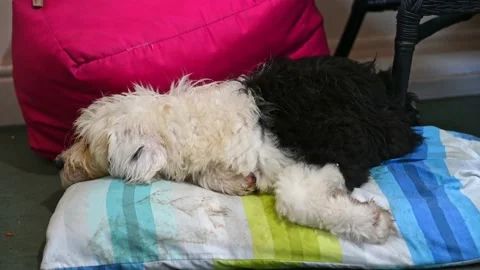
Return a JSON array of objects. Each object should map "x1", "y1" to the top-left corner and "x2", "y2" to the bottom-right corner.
[{"x1": 107, "y1": 129, "x2": 167, "y2": 184}]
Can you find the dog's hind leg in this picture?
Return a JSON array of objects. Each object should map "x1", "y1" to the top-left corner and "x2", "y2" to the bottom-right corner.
[{"x1": 274, "y1": 163, "x2": 394, "y2": 244}]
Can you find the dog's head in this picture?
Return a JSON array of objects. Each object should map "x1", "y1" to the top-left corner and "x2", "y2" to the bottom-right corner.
[
  {"x1": 56, "y1": 92, "x2": 169, "y2": 188},
  {"x1": 55, "y1": 136, "x2": 109, "y2": 188},
  {"x1": 56, "y1": 128, "x2": 168, "y2": 188}
]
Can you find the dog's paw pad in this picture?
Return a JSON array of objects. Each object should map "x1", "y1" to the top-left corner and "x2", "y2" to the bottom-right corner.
[
  {"x1": 229, "y1": 172, "x2": 257, "y2": 196},
  {"x1": 375, "y1": 209, "x2": 393, "y2": 235},
  {"x1": 337, "y1": 200, "x2": 395, "y2": 244},
  {"x1": 244, "y1": 172, "x2": 257, "y2": 188},
  {"x1": 364, "y1": 207, "x2": 394, "y2": 244}
]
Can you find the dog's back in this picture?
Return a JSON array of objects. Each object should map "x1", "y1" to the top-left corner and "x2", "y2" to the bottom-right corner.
[{"x1": 241, "y1": 56, "x2": 423, "y2": 190}]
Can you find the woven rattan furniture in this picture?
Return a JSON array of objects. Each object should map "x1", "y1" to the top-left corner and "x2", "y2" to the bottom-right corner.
[{"x1": 335, "y1": 0, "x2": 480, "y2": 107}]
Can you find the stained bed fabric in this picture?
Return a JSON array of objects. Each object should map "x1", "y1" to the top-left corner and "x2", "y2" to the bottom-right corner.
[{"x1": 41, "y1": 127, "x2": 480, "y2": 269}]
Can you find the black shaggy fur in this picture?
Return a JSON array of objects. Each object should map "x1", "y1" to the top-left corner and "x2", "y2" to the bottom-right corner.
[{"x1": 241, "y1": 56, "x2": 423, "y2": 191}]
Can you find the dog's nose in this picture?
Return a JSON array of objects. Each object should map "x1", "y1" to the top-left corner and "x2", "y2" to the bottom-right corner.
[{"x1": 54, "y1": 156, "x2": 65, "y2": 170}]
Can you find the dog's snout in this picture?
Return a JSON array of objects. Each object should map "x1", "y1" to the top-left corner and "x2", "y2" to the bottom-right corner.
[{"x1": 54, "y1": 156, "x2": 65, "y2": 170}]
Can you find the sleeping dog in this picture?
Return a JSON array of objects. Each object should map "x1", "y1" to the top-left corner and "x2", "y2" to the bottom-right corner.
[{"x1": 56, "y1": 56, "x2": 423, "y2": 244}]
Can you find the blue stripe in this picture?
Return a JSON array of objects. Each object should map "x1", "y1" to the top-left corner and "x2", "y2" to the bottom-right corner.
[
  {"x1": 386, "y1": 162, "x2": 452, "y2": 263},
  {"x1": 402, "y1": 163, "x2": 461, "y2": 262},
  {"x1": 377, "y1": 126, "x2": 480, "y2": 265},
  {"x1": 427, "y1": 129, "x2": 480, "y2": 258},
  {"x1": 389, "y1": 127, "x2": 458, "y2": 263},
  {"x1": 422, "y1": 127, "x2": 446, "y2": 160},
  {"x1": 377, "y1": 127, "x2": 453, "y2": 264},
  {"x1": 417, "y1": 160, "x2": 480, "y2": 260},
  {"x1": 372, "y1": 165, "x2": 434, "y2": 264},
  {"x1": 133, "y1": 185, "x2": 160, "y2": 262},
  {"x1": 106, "y1": 180, "x2": 131, "y2": 263}
]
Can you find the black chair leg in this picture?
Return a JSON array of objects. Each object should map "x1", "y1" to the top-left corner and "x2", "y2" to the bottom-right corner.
[
  {"x1": 418, "y1": 13, "x2": 474, "y2": 43},
  {"x1": 392, "y1": 5, "x2": 422, "y2": 107},
  {"x1": 334, "y1": 0, "x2": 368, "y2": 57}
]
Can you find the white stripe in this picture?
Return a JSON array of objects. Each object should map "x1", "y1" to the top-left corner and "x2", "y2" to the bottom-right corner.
[
  {"x1": 41, "y1": 180, "x2": 114, "y2": 269},
  {"x1": 339, "y1": 179, "x2": 413, "y2": 266},
  {"x1": 41, "y1": 189, "x2": 71, "y2": 269},
  {"x1": 440, "y1": 130, "x2": 480, "y2": 161},
  {"x1": 87, "y1": 180, "x2": 115, "y2": 264},
  {"x1": 441, "y1": 130, "x2": 480, "y2": 213},
  {"x1": 212, "y1": 194, "x2": 254, "y2": 259},
  {"x1": 143, "y1": 259, "x2": 214, "y2": 270},
  {"x1": 153, "y1": 181, "x2": 254, "y2": 260},
  {"x1": 150, "y1": 180, "x2": 184, "y2": 260}
]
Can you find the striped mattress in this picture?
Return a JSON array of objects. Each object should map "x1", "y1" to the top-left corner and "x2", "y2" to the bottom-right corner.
[{"x1": 41, "y1": 126, "x2": 480, "y2": 269}]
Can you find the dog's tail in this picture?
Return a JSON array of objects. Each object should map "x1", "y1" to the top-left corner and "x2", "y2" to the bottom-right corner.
[{"x1": 376, "y1": 68, "x2": 421, "y2": 126}]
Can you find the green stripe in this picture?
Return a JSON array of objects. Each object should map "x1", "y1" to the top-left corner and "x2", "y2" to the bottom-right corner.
[
  {"x1": 316, "y1": 230, "x2": 342, "y2": 263},
  {"x1": 242, "y1": 195, "x2": 275, "y2": 259},
  {"x1": 241, "y1": 194, "x2": 343, "y2": 264},
  {"x1": 294, "y1": 220, "x2": 321, "y2": 262},
  {"x1": 213, "y1": 259, "x2": 302, "y2": 269},
  {"x1": 260, "y1": 195, "x2": 292, "y2": 259},
  {"x1": 285, "y1": 222, "x2": 303, "y2": 260}
]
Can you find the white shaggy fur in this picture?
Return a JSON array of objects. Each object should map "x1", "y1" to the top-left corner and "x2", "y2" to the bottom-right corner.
[
  {"x1": 58, "y1": 75, "x2": 394, "y2": 244},
  {"x1": 275, "y1": 164, "x2": 393, "y2": 243}
]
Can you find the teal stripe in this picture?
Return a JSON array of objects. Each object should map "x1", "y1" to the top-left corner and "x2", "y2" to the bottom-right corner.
[
  {"x1": 133, "y1": 184, "x2": 160, "y2": 262},
  {"x1": 150, "y1": 181, "x2": 183, "y2": 260},
  {"x1": 106, "y1": 180, "x2": 131, "y2": 263},
  {"x1": 372, "y1": 165, "x2": 435, "y2": 264},
  {"x1": 122, "y1": 185, "x2": 143, "y2": 262},
  {"x1": 106, "y1": 180, "x2": 183, "y2": 262}
]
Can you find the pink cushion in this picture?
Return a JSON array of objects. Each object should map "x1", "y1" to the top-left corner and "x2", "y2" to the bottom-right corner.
[{"x1": 12, "y1": 0, "x2": 329, "y2": 160}]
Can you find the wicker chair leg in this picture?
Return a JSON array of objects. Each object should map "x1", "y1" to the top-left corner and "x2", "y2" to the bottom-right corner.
[
  {"x1": 392, "y1": 3, "x2": 422, "y2": 107},
  {"x1": 418, "y1": 13, "x2": 474, "y2": 43},
  {"x1": 334, "y1": 0, "x2": 368, "y2": 57}
]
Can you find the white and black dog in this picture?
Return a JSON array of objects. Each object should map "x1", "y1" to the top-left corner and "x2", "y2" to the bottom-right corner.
[{"x1": 56, "y1": 56, "x2": 423, "y2": 244}]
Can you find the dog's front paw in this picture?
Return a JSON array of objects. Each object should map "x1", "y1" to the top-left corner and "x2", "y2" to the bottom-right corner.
[
  {"x1": 360, "y1": 205, "x2": 394, "y2": 244},
  {"x1": 336, "y1": 201, "x2": 395, "y2": 244}
]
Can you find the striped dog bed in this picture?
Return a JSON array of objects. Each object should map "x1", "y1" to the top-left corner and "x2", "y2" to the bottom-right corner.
[{"x1": 41, "y1": 126, "x2": 480, "y2": 269}]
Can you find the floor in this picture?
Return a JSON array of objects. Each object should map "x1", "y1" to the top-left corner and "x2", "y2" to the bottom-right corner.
[
  {"x1": 0, "y1": 126, "x2": 61, "y2": 269},
  {"x1": 0, "y1": 96, "x2": 480, "y2": 269}
]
